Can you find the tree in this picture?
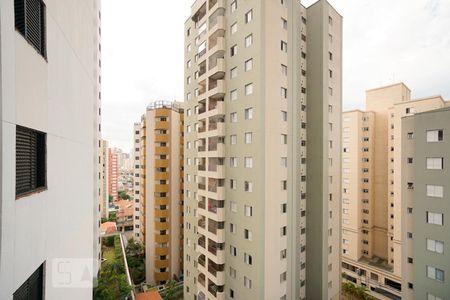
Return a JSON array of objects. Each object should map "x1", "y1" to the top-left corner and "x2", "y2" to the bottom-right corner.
[
  {"x1": 118, "y1": 191, "x2": 130, "y2": 200},
  {"x1": 161, "y1": 280, "x2": 176, "y2": 300},
  {"x1": 108, "y1": 195, "x2": 113, "y2": 203}
]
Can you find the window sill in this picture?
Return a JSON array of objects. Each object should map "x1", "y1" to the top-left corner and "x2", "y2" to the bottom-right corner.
[{"x1": 16, "y1": 187, "x2": 48, "y2": 200}]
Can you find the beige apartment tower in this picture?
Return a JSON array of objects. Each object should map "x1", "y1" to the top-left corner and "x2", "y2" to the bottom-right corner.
[
  {"x1": 133, "y1": 101, "x2": 184, "y2": 285},
  {"x1": 342, "y1": 83, "x2": 449, "y2": 299},
  {"x1": 184, "y1": 1, "x2": 342, "y2": 299}
]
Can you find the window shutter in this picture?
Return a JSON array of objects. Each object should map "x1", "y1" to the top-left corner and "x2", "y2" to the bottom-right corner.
[
  {"x1": 16, "y1": 127, "x2": 36, "y2": 195},
  {"x1": 13, "y1": 264, "x2": 44, "y2": 300},
  {"x1": 14, "y1": 0, "x2": 26, "y2": 35}
]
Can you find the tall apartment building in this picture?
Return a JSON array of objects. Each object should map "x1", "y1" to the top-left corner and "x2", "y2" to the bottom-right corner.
[
  {"x1": 133, "y1": 101, "x2": 184, "y2": 285},
  {"x1": 0, "y1": 0, "x2": 101, "y2": 299},
  {"x1": 184, "y1": 1, "x2": 342, "y2": 299},
  {"x1": 100, "y1": 140, "x2": 110, "y2": 219},
  {"x1": 402, "y1": 107, "x2": 450, "y2": 300},
  {"x1": 109, "y1": 148, "x2": 119, "y2": 201},
  {"x1": 341, "y1": 83, "x2": 449, "y2": 299}
]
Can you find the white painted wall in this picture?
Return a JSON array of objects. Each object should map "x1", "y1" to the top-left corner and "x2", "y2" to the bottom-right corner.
[{"x1": 0, "y1": 0, "x2": 101, "y2": 299}]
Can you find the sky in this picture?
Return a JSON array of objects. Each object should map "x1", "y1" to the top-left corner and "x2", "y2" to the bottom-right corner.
[{"x1": 101, "y1": 0, "x2": 450, "y2": 151}]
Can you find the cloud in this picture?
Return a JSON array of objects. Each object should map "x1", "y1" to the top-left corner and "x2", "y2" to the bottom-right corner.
[{"x1": 102, "y1": 0, "x2": 450, "y2": 150}]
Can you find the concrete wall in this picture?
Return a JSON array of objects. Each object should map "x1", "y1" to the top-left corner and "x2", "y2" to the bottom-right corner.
[{"x1": 0, "y1": 0, "x2": 101, "y2": 299}]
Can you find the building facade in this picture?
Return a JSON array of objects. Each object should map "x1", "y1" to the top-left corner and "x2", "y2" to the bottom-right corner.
[
  {"x1": 342, "y1": 83, "x2": 449, "y2": 299},
  {"x1": 184, "y1": 1, "x2": 342, "y2": 299},
  {"x1": 108, "y1": 148, "x2": 119, "y2": 202},
  {"x1": 100, "y1": 139, "x2": 110, "y2": 219},
  {"x1": 401, "y1": 107, "x2": 450, "y2": 300},
  {"x1": 133, "y1": 101, "x2": 184, "y2": 285},
  {"x1": 0, "y1": 0, "x2": 101, "y2": 299}
]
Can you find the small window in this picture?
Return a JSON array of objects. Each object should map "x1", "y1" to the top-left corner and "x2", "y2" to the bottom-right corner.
[
  {"x1": 281, "y1": 64, "x2": 287, "y2": 76},
  {"x1": 427, "y1": 212, "x2": 443, "y2": 226},
  {"x1": 231, "y1": 0, "x2": 237, "y2": 12},
  {"x1": 230, "y1": 44, "x2": 238, "y2": 57},
  {"x1": 281, "y1": 41, "x2": 287, "y2": 52},
  {"x1": 245, "y1": 34, "x2": 253, "y2": 47},
  {"x1": 16, "y1": 126, "x2": 47, "y2": 197},
  {"x1": 245, "y1": 10, "x2": 253, "y2": 23},
  {"x1": 244, "y1": 108, "x2": 253, "y2": 120},
  {"x1": 245, "y1": 83, "x2": 253, "y2": 95},
  {"x1": 231, "y1": 22, "x2": 238, "y2": 34},
  {"x1": 13, "y1": 263, "x2": 44, "y2": 300},
  {"x1": 245, "y1": 132, "x2": 252, "y2": 144},
  {"x1": 281, "y1": 18, "x2": 287, "y2": 29},
  {"x1": 427, "y1": 130, "x2": 444, "y2": 142},
  {"x1": 15, "y1": 0, "x2": 47, "y2": 59},
  {"x1": 427, "y1": 158, "x2": 444, "y2": 170},
  {"x1": 245, "y1": 59, "x2": 253, "y2": 71}
]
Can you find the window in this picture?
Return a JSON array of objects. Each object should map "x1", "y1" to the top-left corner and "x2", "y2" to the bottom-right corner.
[
  {"x1": 187, "y1": 60, "x2": 191, "y2": 68},
  {"x1": 281, "y1": 157, "x2": 287, "y2": 167},
  {"x1": 244, "y1": 253, "x2": 252, "y2": 265},
  {"x1": 281, "y1": 226, "x2": 287, "y2": 236},
  {"x1": 427, "y1": 158, "x2": 443, "y2": 170},
  {"x1": 427, "y1": 239, "x2": 444, "y2": 254},
  {"x1": 244, "y1": 157, "x2": 253, "y2": 168},
  {"x1": 245, "y1": 132, "x2": 252, "y2": 144},
  {"x1": 245, "y1": 34, "x2": 253, "y2": 47},
  {"x1": 230, "y1": 134, "x2": 237, "y2": 145},
  {"x1": 281, "y1": 18, "x2": 287, "y2": 29},
  {"x1": 231, "y1": 67, "x2": 238, "y2": 79},
  {"x1": 245, "y1": 83, "x2": 253, "y2": 95},
  {"x1": 244, "y1": 205, "x2": 253, "y2": 217},
  {"x1": 428, "y1": 293, "x2": 444, "y2": 300},
  {"x1": 281, "y1": 203, "x2": 287, "y2": 213},
  {"x1": 230, "y1": 267, "x2": 237, "y2": 278},
  {"x1": 231, "y1": 22, "x2": 238, "y2": 34},
  {"x1": 245, "y1": 108, "x2": 253, "y2": 120},
  {"x1": 244, "y1": 181, "x2": 253, "y2": 192},
  {"x1": 329, "y1": 51, "x2": 333, "y2": 60},
  {"x1": 245, "y1": 10, "x2": 253, "y2": 23},
  {"x1": 281, "y1": 134, "x2": 287, "y2": 144},
  {"x1": 230, "y1": 157, "x2": 238, "y2": 167},
  {"x1": 407, "y1": 132, "x2": 414, "y2": 139},
  {"x1": 244, "y1": 229, "x2": 253, "y2": 241},
  {"x1": 245, "y1": 58, "x2": 253, "y2": 71},
  {"x1": 231, "y1": 0, "x2": 237, "y2": 12},
  {"x1": 427, "y1": 130, "x2": 444, "y2": 142},
  {"x1": 230, "y1": 245, "x2": 237, "y2": 256},
  {"x1": 427, "y1": 185, "x2": 444, "y2": 198},
  {"x1": 15, "y1": 0, "x2": 47, "y2": 59},
  {"x1": 406, "y1": 107, "x2": 416, "y2": 114},
  {"x1": 281, "y1": 87, "x2": 287, "y2": 98},
  {"x1": 244, "y1": 276, "x2": 252, "y2": 288},
  {"x1": 427, "y1": 266, "x2": 444, "y2": 282},
  {"x1": 427, "y1": 212, "x2": 443, "y2": 226},
  {"x1": 13, "y1": 263, "x2": 44, "y2": 300},
  {"x1": 230, "y1": 112, "x2": 238, "y2": 123},
  {"x1": 281, "y1": 180, "x2": 287, "y2": 190},
  {"x1": 281, "y1": 64, "x2": 287, "y2": 76},
  {"x1": 231, "y1": 44, "x2": 237, "y2": 57},
  {"x1": 16, "y1": 126, "x2": 47, "y2": 197},
  {"x1": 281, "y1": 111, "x2": 287, "y2": 121},
  {"x1": 280, "y1": 272, "x2": 287, "y2": 282},
  {"x1": 281, "y1": 41, "x2": 287, "y2": 52},
  {"x1": 230, "y1": 179, "x2": 237, "y2": 190},
  {"x1": 230, "y1": 201, "x2": 237, "y2": 212},
  {"x1": 231, "y1": 89, "x2": 238, "y2": 101},
  {"x1": 280, "y1": 249, "x2": 287, "y2": 259}
]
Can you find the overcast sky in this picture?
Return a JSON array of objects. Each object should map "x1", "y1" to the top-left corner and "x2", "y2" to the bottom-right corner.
[{"x1": 101, "y1": 0, "x2": 450, "y2": 151}]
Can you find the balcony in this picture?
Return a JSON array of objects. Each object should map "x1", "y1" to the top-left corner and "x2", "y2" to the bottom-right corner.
[
  {"x1": 155, "y1": 121, "x2": 169, "y2": 130},
  {"x1": 208, "y1": 80, "x2": 226, "y2": 99},
  {"x1": 208, "y1": 36, "x2": 225, "y2": 55},
  {"x1": 208, "y1": 280, "x2": 224, "y2": 299},
  {"x1": 198, "y1": 272, "x2": 206, "y2": 287},
  {"x1": 198, "y1": 235, "x2": 206, "y2": 249},
  {"x1": 208, "y1": 260, "x2": 225, "y2": 283},
  {"x1": 208, "y1": 15, "x2": 225, "y2": 36},
  {"x1": 208, "y1": 58, "x2": 225, "y2": 80},
  {"x1": 154, "y1": 271, "x2": 170, "y2": 282},
  {"x1": 208, "y1": 0, "x2": 225, "y2": 13},
  {"x1": 191, "y1": 1, "x2": 206, "y2": 22}
]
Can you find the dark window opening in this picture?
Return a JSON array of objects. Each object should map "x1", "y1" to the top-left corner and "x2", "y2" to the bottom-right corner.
[
  {"x1": 14, "y1": 0, "x2": 47, "y2": 59},
  {"x1": 16, "y1": 125, "x2": 47, "y2": 198},
  {"x1": 13, "y1": 263, "x2": 44, "y2": 300}
]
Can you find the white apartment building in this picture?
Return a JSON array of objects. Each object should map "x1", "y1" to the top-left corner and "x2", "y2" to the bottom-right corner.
[{"x1": 0, "y1": 0, "x2": 101, "y2": 299}]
